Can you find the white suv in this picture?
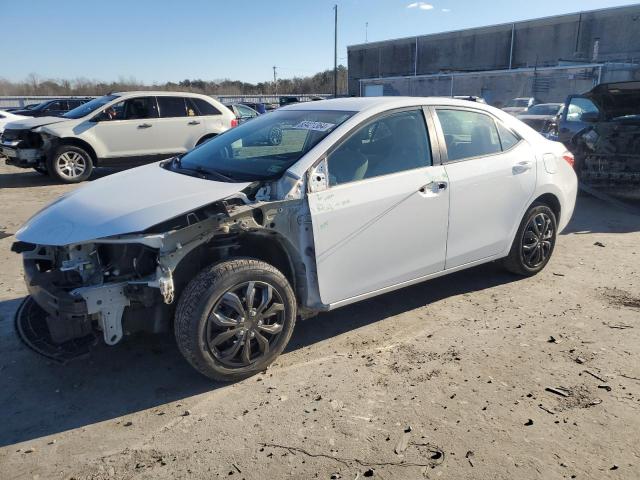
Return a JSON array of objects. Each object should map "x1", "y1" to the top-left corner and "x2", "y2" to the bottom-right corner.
[{"x1": 1, "y1": 91, "x2": 236, "y2": 182}]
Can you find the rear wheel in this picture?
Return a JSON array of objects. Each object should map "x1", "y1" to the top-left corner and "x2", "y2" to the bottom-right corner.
[
  {"x1": 47, "y1": 145, "x2": 93, "y2": 183},
  {"x1": 174, "y1": 259, "x2": 297, "y2": 381},
  {"x1": 503, "y1": 203, "x2": 557, "y2": 276}
]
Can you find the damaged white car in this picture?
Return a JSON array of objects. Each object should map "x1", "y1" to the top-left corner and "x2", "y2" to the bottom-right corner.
[{"x1": 12, "y1": 97, "x2": 577, "y2": 381}]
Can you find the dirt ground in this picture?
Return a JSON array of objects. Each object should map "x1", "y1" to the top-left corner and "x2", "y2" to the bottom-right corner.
[{"x1": 1, "y1": 162, "x2": 639, "y2": 480}]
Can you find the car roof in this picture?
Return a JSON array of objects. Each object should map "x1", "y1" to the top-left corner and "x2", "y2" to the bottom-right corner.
[
  {"x1": 281, "y1": 96, "x2": 496, "y2": 113},
  {"x1": 112, "y1": 91, "x2": 215, "y2": 99}
]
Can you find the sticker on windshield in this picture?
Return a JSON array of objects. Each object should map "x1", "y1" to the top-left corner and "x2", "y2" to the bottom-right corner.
[{"x1": 292, "y1": 121, "x2": 335, "y2": 132}]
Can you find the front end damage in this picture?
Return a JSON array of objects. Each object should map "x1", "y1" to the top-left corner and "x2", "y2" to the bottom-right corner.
[
  {"x1": 13, "y1": 184, "x2": 320, "y2": 360},
  {"x1": 572, "y1": 119, "x2": 640, "y2": 200},
  {"x1": 1, "y1": 128, "x2": 49, "y2": 168}
]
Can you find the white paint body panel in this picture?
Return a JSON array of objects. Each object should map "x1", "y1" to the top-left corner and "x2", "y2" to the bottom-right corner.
[
  {"x1": 0, "y1": 110, "x2": 28, "y2": 133},
  {"x1": 308, "y1": 166, "x2": 449, "y2": 304},
  {"x1": 443, "y1": 142, "x2": 537, "y2": 268},
  {"x1": 15, "y1": 162, "x2": 250, "y2": 246}
]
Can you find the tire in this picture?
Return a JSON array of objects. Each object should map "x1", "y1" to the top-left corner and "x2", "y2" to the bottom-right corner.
[
  {"x1": 503, "y1": 203, "x2": 557, "y2": 276},
  {"x1": 33, "y1": 166, "x2": 48, "y2": 176},
  {"x1": 196, "y1": 134, "x2": 216, "y2": 146},
  {"x1": 174, "y1": 258, "x2": 297, "y2": 381},
  {"x1": 47, "y1": 145, "x2": 93, "y2": 183}
]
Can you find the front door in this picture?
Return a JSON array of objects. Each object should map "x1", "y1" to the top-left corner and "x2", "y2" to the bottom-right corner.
[
  {"x1": 308, "y1": 108, "x2": 450, "y2": 306},
  {"x1": 433, "y1": 107, "x2": 537, "y2": 269},
  {"x1": 89, "y1": 96, "x2": 161, "y2": 161}
]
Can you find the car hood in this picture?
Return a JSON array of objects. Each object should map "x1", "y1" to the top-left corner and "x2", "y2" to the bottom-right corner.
[
  {"x1": 4, "y1": 116, "x2": 68, "y2": 130},
  {"x1": 585, "y1": 81, "x2": 640, "y2": 120},
  {"x1": 16, "y1": 162, "x2": 251, "y2": 246}
]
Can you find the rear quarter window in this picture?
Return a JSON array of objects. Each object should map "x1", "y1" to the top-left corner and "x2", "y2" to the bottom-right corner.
[{"x1": 193, "y1": 98, "x2": 222, "y2": 116}]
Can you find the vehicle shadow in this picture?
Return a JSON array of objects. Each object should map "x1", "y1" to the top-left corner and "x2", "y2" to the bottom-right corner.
[
  {"x1": 561, "y1": 193, "x2": 640, "y2": 235},
  {"x1": 0, "y1": 262, "x2": 518, "y2": 447},
  {"x1": 0, "y1": 168, "x2": 117, "y2": 189}
]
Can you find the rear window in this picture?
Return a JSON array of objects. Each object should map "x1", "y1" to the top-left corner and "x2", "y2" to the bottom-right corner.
[
  {"x1": 193, "y1": 98, "x2": 222, "y2": 116},
  {"x1": 157, "y1": 97, "x2": 188, "y2": 118}
]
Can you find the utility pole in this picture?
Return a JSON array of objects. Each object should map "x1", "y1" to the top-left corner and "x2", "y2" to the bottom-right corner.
[
  {"x1": 334, "y1": 4, "x2": 338, "y2": 98},
  {"x1": 272, "y1": 66, "x2": 277, "y2": 97},
  {"x1": 365, "y1": 22, "x2": 368, "y2": 43}
]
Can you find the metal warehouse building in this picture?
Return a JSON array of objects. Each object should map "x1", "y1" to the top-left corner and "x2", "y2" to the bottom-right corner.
[{"x1": 347, "y1": 4, "x2": 640, "y2": 105}]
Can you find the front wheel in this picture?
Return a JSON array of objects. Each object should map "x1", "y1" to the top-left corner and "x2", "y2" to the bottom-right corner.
[
  {"x1": 503, "y1": 203, "x2": 557, "y2": 276},
  {"x1": 47, "y1": 145, "x2": 93, "y2": 183},
  {"x1": 174, "y1": 259, "x2": 297, "y2": 381}
]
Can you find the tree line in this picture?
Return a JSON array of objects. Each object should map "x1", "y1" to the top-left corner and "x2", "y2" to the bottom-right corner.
[{"x1": 0, "y1": 66, "x2": 348, "y2": 96}]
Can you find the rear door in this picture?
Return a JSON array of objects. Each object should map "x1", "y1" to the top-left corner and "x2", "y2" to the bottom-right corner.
[
  {"x1": 432, "y1": 106, "x2": 536, "y2": 269},
  {"x1": 154, "y1": 96, "x2": 205, "y2": 153},
  {"x1": 308, "y1": 108, "x2": 450, "y2": 305}
]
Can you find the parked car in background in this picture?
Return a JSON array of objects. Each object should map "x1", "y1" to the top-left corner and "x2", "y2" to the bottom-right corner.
[
  {"x1": 241, "y1": 102, "x2": 267, "y2": 114},
  {"x1": 517, "y1": 103, "x2": 563, "y2": 133},
  {"x1": 279, "y1": 96, "x2": 299, "y2": 107},
  {"x1": 0, "y1": 110, "x2": 27, "y2": 133},
  {"x1": 4, "y1": 103, "x2": 41, "y2": 112},
  {"x1": 11, "y1": 97, "x2": 577, "y2": 381},
  {"x1": 224, "y1": 103, "x2": 260, "y2": 124},
  {"x1": 556, "y1": 81, "x2": 640, "y2": 200},
  {"x1": 10, "y1": 98, "x2": 92, "y2": 117},
  {"x1": 453, "y1": 95, "x2": 487, "y2": 104},
  {"x1": 1, "y1": 91, "x2": 235, "y2": 182},
  {"x1": 503, "y1": 97, "x2": 540, "y2": 115}
]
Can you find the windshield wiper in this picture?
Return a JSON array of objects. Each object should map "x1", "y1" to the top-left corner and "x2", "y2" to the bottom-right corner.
[{"x1": 171, "y1": 158, "x2": 235, "y2": 182}]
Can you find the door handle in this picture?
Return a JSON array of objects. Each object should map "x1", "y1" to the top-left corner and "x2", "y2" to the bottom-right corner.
[
  {"x1": 138, "y1": 123, "x2": 152, "y2": 129},
  {"x1": 419, "y1": 181, "x2": 447, "y2": 194},
  {"x1": 512, "y1": 161, "x2": 532, "y2": 174},
  {"x1": 188, "y1": 120, "x2": 201, "y2": 125}
]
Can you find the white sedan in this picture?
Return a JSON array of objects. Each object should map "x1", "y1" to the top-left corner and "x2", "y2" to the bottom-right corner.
[
  {"x1": 13, "y1": 97, "x2": 577, "y2": 381},
  {"x1": 0, "y1": 109, "x2": 27, "y2": 133}
]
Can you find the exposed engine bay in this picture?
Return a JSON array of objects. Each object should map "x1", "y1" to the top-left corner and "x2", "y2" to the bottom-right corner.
[{"x1": 13, "y1": 178, "x2": 320, "y2": 353}]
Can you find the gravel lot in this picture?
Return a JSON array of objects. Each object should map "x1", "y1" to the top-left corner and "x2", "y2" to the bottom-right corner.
[{"x1": 1, "y1": 163, "x2": 639, "y2": 480}]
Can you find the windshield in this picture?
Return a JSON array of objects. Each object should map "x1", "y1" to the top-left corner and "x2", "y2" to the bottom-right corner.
[
  {"x1": 62, "y1": 95, "x2": 118, "y2": 119},
  {"x1": 169, "y1": 109, "x2": 354, "y2": 182},
  {"x1": 526, "y1": 104, "x2": 561, "y2": 116}
]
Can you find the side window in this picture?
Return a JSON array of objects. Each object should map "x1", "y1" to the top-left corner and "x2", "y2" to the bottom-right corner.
[
  {"x1": 193, "y1": 98, "x2": 221, "y2": 116},
  {"x1": 436, "y1": 109, "x2": 501, "y2": 162},
  {"x1": 157, "y1": 96, "x2": 188, "y2": 118},
  {"x1": 185, "y1": 98, "x2": 199, "y2": 116},
  {"x1": 496, "y1": 122, "x2": 520, "y2": 151},
  {"x1": 45, "y1": 101, "x2": 65, "y2": 112},
  {"x1": 102, "y1": 97, "x2": 157, "y2": 121},
  {"x1": 566, "y1": 98, "x2": 599, "y2": 122},
  {"x1": 237, "y1": 105, "x2": 256, "y2": 118},
  {"x1": 124, "y1": 97, "x2": 157, "y2": 119},
  {"x1": 327, "y1": 109, "x2": 432, "y2": 187}
]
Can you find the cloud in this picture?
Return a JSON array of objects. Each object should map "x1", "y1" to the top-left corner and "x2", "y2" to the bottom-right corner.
[
  {"x1": 442, "y1": 8, "x2": 451, "y2": 12},
  {"x1": 407, "y1": 2, "x2": 434, "y2": 10}
]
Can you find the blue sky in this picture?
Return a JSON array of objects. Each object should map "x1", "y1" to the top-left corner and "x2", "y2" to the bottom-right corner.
[{"x1": 3, "y1": 0, "x2": 638, "y2": 84}]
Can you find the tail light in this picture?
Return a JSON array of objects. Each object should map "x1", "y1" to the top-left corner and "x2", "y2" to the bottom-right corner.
[
  {"x1": 230, "y1": 118, "x2": 239, "y2": 128},
  {"x1": 562, "y1": 151, "x2": 575, "y2": 168}
]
